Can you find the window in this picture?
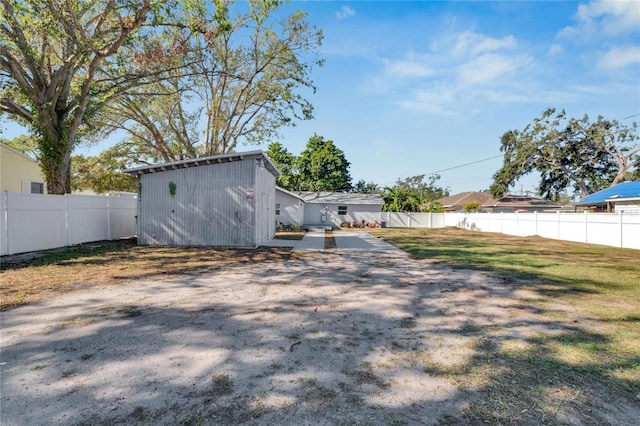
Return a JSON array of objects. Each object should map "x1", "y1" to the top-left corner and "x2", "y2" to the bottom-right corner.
[
  {"x1": 275, "y1": 203, "x2": 281, "y2": 215},
  {"x1": 30, "y1": 182, "x2": 44, "y2": 194},
  {"x1": 338, "y1": 205, "x2": 348, "y2": 215}
]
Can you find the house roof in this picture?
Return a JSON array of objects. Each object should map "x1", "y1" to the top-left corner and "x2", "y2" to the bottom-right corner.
[
  {"x1": 1, "y1": 142, "x2": 39, "y2": 164},
  {"x1": 482, "y1": 195, "x2": 564, "y2": 209},
  {"x1": 294, "y1": 191, "x2": 384, "y2": 205},
  {"x1": 276, "y1": 186, "x2": 305, "y2": 201},
  {"x1": 125, "y1": 150, "x2": 279, "y2": 177},
  {"x1": 436, "y1": 191, "x2": 494, "y2": 209},
  {"x1": 574, "y1": 181, "x2": 640, "y2": 206}
]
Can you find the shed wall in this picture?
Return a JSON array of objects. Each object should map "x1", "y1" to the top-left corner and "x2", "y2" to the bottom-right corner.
[{"x1": 137, "y1": 160, "x2": 258, "y2": 247}]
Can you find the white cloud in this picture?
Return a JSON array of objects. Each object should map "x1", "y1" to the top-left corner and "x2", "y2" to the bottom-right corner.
[
  {"x1": 548, "y1": 44, "x2": 563, "y2": 56},
  {"x1": 452, "y1": 32, "x2": 517, "y2": 56},
  {"x1": 559, "y1": 0, "x2": 640, "y2": 39},
  {"x1": 336, "y1": 5, "x2": 355, "y2": 21},
  {"x1": 596, "y1": 45, "x2": 640, "y2": 69},
  {"x1": 372, "y1": 30, "x2": 533, "y2": 116},
  {"x1": 457, "y1": 54, "x2": 526, "y2": 86},
  {"x1": 383, "y1": 56, "x2": 434, "y2": 78}
]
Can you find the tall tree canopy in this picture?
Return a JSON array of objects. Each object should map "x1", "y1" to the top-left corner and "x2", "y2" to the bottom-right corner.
[
  {"x1": 265, "y1": 135, "x2": 352, "y2": 191},
  {"x1": 491, "y1": 108, "x2": 640, "y2": 199},
  {"x1": 296, "y1": 134, "x2": 351, "y2": 191},
  {"x1": 97, "y1": 0, "x2": 323, "y2": 165},
  {"x1": 0, "y1": 0, "x2": 161, "y2": 194},
  {"x1": 265, "y1": 141, "x2": 298, "y2": 190}
]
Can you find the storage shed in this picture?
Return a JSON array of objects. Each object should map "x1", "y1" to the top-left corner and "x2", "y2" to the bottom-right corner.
[{"x1": 126, "y1": 151, "x2": 279, "y2": 248}]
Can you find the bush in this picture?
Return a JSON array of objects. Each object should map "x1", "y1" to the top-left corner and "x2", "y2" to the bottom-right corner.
[{"x1": 279, "y1": 223, "x2": 303, "y2": 232}]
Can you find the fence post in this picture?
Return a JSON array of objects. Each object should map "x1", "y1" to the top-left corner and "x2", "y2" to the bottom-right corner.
[
  {"x1": 619, "y1": 210, "x2": 623, "y2": 248},
  {"x1": 584, "y1": 210, "x2": 588, "y2": 243},
  {"x1": 408, "y1": 212, "x2": 412, "y2": 228},
  {"x1": 556, "y1": 211, "x2": 560, "y2": 240},
  {"x1": 107, "y1": 195, "x2": 112, "y2": 240},
  {"x1": 65, "y1": 194, "x2": 70, "y2": 247},
  {"x1": 2, "y1": 191, "x2": 9, "y2": 255}
]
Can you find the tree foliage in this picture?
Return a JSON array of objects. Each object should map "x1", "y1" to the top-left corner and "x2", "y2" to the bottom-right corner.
[
  {"x1": 491, "y1": 108, "x2": 640, "y2": 199},
  {"x1": 0, "y1": 0, "x2": 161, "y2": 193},
  {"x1": 265, "y1": 135, "x2": 352, "y2": 192},
  {"x1": 71, "y1": 146, "x2": 137, "y2": 194},
  {"x1": 265, "y1": 141, "x2": 298, "y2": 190},
  {"x1": 352, "y1": 179, "x2": 380, "y2": 194},
  {"x1": 382, "y1": 175, "x2": 449, "y2": 212},
  {"x1": 97, "y1": 0, "x2": 323, "y2": 164},
  {"x1": 296, "y1": 134, "x2": 351, "y2": 191}
]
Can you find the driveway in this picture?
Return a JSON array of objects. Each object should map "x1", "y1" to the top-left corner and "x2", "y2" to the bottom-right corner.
[
  {"x1": 264, "y1": 230, "x2": 404, "y2": 253},
  {"x1": 1, "y1": 239, "x2": 564, "y2": 425}
]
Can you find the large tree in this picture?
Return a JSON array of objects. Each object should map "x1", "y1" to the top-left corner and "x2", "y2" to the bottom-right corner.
[
  {"x1": 0, "y1": 0, "x2": 160, "y2": 194},
  {"x1": 265, "y1": 141, "x2": 298, "y2": 190},
  {"x1": 97, "y1": 0, "x2": 323, "y2": 163},
  {"x1": 491, "y1": 108, "x2": 640, "y2": 199},
  {"x1": 297, "y1": 134, "x2": 351, "y2": 191}
]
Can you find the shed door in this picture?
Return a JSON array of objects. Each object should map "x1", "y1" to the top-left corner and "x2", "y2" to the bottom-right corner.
[{"x1": 257, "y1": 193, "x2": 272, "y2": 245}]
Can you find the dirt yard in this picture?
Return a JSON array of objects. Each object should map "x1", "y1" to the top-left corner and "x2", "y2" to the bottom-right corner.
[{"x1": 1, "y1": 240, "x2": 638, "y2": 425}]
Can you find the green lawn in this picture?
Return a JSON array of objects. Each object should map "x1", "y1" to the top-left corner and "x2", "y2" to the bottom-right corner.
[{"x1": 371, "y1": 227, "x2": 640, "y2": 424}]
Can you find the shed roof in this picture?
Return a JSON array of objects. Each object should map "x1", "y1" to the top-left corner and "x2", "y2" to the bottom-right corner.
[
  {"x1": 125, "y1": 150, "x2": 279, "y2": 177},
  {"x1": 294, "y1": 191, "x2": 384, "y2": 205},
  {"x1": 574, "y1": 181, "x2": 640, "y2": 206}
]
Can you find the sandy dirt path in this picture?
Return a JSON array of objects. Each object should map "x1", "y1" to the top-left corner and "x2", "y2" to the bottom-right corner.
[{"x1": 1, "y1": 248, "x2": 569, "y2": 425}]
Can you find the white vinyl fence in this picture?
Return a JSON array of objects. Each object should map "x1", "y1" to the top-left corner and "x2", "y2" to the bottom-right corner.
[
  {"x1": 381, "y1": 211, "x2": 640, "y2": 250},
  {"x1": 1, "y1": 191, "x2": 137, "y2": 256}
]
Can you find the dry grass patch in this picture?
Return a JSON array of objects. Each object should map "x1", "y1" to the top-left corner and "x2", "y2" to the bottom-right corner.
[{"x1": 0, "y1": 238, "x2": 303, "y2": 311}]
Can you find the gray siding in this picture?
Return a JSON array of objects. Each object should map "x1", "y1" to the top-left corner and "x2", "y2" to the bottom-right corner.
[
  {"x1": 275, "y1": 191, "x2": 304, "y2": 225},
  {"x1": 254, "y1": 164, "x2": 277, "y2": 245},
  {"x1": 303, "y1": 203, "x2": 382, "y2": 227},
  {"x1": 138, "y1": 161, "x2": 258, "y2": 247}
]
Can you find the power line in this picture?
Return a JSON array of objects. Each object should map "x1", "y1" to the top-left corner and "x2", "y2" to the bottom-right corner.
[{"x1": 423, "y1": 154, "x2": 503, "y2": 176}]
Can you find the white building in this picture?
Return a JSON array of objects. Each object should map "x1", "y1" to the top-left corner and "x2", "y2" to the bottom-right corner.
[{"x1": 275, "y1": 188, "x2": 384, "y2": 229}]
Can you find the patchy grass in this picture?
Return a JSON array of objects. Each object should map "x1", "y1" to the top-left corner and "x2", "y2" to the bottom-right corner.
[
  {"x1": 0, "y1": 238, "x2": 303, "y2": 311},
  {"x1": 274, "y1": 231, "x2": 305, "y2": 241},
  {"x1": 372, "y1": 227, "x2": 640, "y2": 424}
]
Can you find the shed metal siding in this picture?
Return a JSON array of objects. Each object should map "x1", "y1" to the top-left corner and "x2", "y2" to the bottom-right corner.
[
  {"x1": 254, "y1": 163, "x2": 277, "y2": 245},
  {"x1": 137, "y1": 160, "x2": 257, "y2": 247}
]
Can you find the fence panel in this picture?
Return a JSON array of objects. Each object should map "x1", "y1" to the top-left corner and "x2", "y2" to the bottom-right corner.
[
  {"x1": 1, "y1": 191, "x2": 136, "y2": 256},
  {"x1": 67, "y1": 195, "x2": 110, "y2": 245},
  {"x1": 385, "y1": 210, "x2": 640, "y2": 250}
]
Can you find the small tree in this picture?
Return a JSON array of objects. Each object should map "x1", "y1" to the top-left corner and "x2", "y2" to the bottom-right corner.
[{"x1": 463, "y1": 201, "x2": 481, "y2": 213}]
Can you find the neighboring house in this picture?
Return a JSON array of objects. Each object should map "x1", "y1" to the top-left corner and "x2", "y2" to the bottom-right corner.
[
  {"x1": 125, "y1": 151, "x2": 278, "y2": 248},
  {"x1": 275, "y1": 188, "x2": 384, "y2": 228},
  {"x1": 573, "y1": 181, "x2": 640, "y2": 213},
  {"x1": 436, "y1": 191, "x2": 494, "y2": 212},
  {"x1": 481, "y1": 195, "x2": 564, "y2": 213},
  {"x1": 0, "y1": 142, "x2": 47, "y2": 194}
]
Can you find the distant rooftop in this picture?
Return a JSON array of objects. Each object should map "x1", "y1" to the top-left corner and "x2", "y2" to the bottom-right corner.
[{"x1": 574, "y1": 181, "x2": 640, "y2": 206}]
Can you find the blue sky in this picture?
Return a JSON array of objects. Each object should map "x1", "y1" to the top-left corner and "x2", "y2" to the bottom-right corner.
[
  {"x1": 2, "y1": 1, "x2": 639, "y2": 195},
  {"x1": 257, "y1": 0, "x2": 640, "y2": 194}
]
